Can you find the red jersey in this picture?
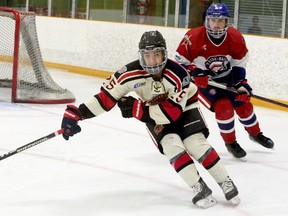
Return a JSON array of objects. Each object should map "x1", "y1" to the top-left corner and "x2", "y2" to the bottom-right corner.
[{"x1": 176, "y1": 26, "x2": 249, "y2": 83}]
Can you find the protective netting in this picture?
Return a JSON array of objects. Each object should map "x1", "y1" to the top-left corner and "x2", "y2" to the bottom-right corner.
[{"x1": 0, "y1": 8, "x2": 75, "y2": 103}]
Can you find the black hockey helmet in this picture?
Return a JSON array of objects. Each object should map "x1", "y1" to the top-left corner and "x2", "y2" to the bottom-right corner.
[
  {"x1": 138, "y1": 30, "x2": 167, "y2": 50},
  {"x1": 138, "y1": 31, "x2": 167, "y2": 75}
]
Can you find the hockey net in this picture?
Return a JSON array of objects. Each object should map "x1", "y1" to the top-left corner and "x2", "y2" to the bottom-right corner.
[{"x1": 0, "y1": 7, "x2": 75, "y2": 103}]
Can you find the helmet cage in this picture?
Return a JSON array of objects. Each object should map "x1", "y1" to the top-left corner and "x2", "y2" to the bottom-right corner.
[
  {"x1": 139, "y1": 47, "x2": 167, "y2": 75},
  {"x1": 205, "y1": 3, "x2": 230, "y2": 39},
  {"x1": 205, "y1": 16, "x2": 229, "y2": 39}
]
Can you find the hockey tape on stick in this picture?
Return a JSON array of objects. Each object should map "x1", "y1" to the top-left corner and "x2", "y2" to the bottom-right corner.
[
  {"x1": 0, "y1": 129, "x2": 64, "y2": 161},
  {"x1": 207, "y1": 81, "x2": 288, "y2": 109}
]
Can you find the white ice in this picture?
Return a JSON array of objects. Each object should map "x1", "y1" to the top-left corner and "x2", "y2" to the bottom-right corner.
[{"x1": 0, "y1": 70, "x2": 287, "y2": 216}]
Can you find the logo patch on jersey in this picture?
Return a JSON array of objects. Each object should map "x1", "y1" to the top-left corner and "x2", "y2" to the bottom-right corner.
[
  {"x1": 116, "y1": 66, "x2": 127, "y2": 74},
  {"x1": 201, "y1": 45, "x2": 207, "y2": 51},
  {"x1": 209, "y1": 88, "x2": 217, "y2": 95},
  {"x1": 181, "y1": 34, "x2": 192, "y2": 51},
  {"x1": 175, "y1": 55, "x2": 182, "y2": 62},
  {"x1": 151, "y1": 81, "x2": 165, "y2": 97},
  {"x1": 205, "y1": 55, "x2": 230, "y2": 74},
  {"x1": 183, "y1": 34, "x2": 192, "y2": 46},
  {"x1": 134, "y1": 82, "x2": 146, "y2": 89}
]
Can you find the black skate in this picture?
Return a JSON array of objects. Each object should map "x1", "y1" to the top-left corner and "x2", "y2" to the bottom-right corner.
[
  {"x1": 225, "y1": 142, "x2": 247, "y2": 160},
  {"x1": 192, "y1": 178, "x2": 216, "y2": 208},
  {"x1": 219, "y1": 177, "x2": 240, "y2": 205},
  {"x1": 249, "y1": 132, "x2": 274, "y2": 149}
]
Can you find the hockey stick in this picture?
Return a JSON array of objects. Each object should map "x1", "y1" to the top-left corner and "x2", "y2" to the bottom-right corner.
[
  {"x1": 207, "y1": 80, "x2": 288, "y2": 108},
  {"x1": 0, "y1": 129, "x2": 64, "y2": 161}
]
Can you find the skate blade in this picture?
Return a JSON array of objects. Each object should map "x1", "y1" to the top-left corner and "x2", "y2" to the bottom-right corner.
[
  {"x1": 238, "y1": 156, "x2": 247, "y2": 162},
  {"x1": 195, "y1": 195, "x2": 217, "y2": 209},
  {"x1": 249, "y1": 137, "x2": 274, "y2": 149},
  {"x1": 255, "y1": 142, "x2": 274, "y2": 150},
  {"x1": 227, "y1": 151, "x2": 247, "y2": 162},
  {"x1": 230, "y1": 196, "x2": 241, "y2": 206}
]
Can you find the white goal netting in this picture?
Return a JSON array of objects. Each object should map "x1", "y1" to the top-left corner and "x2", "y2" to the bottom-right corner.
[{"x1": 0, "y1": 7, "x2": 75, "y2": 103}]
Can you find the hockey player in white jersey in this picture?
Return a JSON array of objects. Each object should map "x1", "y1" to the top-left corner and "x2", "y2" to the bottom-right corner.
[{"x1": 60, "y1": 30, "x2": 240, "y2": 208}]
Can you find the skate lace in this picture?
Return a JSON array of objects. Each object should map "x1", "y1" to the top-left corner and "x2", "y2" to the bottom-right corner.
[
  {"x1": 221, "y1": 179, "x2": 234, "y2": 193},
  {"x1": 192, "y1": 182, "x2": 202, "y2": 194}
]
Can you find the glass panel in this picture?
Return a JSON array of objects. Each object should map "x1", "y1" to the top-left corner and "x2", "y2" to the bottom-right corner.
[
  {"x1": 237, "y1": 0, "x2": 283, "y2": 37},
  {"x1": 170, "y1": 0, "x2": 206, "y2": 28},
  {"x1": 1, "y1": 0, "x2": 286, "y2": 38},
  {"x1": 5, "y1": 0, "x2": 26, "y2": 10},
  {"x1": 126, "y1": 0, "x2": 166, "y2": 25},
  {"x1": 167, "y1": 0, "x2": 175, "y2": 27},
  {"x1": 76, "y1": 0, "x2": 87, "y2": 19},
  {"x1": 286, "y1": 2, "x2": 288, "y2": 37},
  {"x1": 29, "y1": 0, "x2": 48, "y2": 16},
  {"x1": 221, "y1": 0, "x2": 235, "y2": 27},
  {"x1": 52, "y1": 0, "x2": 71, "y2": 18},
  {"x1": 89, "y1": 0, "x2": 123, "y2": 22},
  {"x1": 0, "y1": 0, "x2": 8, "y2": 7},
  {"x1": 188, "y1": 0, "x2": 212, "y2": 28}
]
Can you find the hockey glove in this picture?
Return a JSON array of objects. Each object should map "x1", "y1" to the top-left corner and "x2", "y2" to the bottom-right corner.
[
  {"x1": 189, "y1": 66, "x2": 208, "y2": 88},
  {"x1": 61, "y1": 105, "x2": 82, "y2": 140},
  {"x1": 117, "y1": 96, "x2": 151, "y2": 122},
  {"x1": 234, "y1": 79, "x2": 252, "y2": 102}
]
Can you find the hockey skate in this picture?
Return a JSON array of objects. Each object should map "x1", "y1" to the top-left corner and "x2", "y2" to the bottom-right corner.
[
  {"x1": 225, "y1": 142, "x2": 247, "y2": 161},
  {"x1": 249, "y1": 132, "x2": 274, "y2": 149},
  {"x1": 192, "y1": 178, "x2": 217, "y2": 208},
  {"x1": 219, "y1": 177, "x2": 240, "y2": 206}
]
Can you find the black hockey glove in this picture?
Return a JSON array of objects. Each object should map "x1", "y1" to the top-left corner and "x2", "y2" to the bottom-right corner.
[
  {"x1": 61, "y1": 105, "x2": 82, "y2": 140},
  {"x1": 117, "y1": 96, "x2": 152, "y2": 122},
  {"x1": 234, "y1": 79, "x2": 252, "y2": 102}
]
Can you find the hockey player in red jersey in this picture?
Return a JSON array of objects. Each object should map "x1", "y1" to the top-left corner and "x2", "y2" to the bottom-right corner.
[
  {"x1": 175, "y1": 3, "x2": 274, "y2": 160},
  {"x1": 61, "y1": 30, "x2": 240, "y2": 208}
]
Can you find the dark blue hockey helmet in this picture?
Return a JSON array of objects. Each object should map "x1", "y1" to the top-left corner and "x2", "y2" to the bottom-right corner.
[{"x1": 205, "y1": 3, "x2": 230, "y2": 38}]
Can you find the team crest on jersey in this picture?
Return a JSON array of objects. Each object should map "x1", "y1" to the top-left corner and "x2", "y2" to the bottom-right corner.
[
  {"x1": 116, "y1": 66, "x2": 127, "y2": 74},
  {"x1": 205, "y1": 55, "x2": 230, "y2": 74},
  {"x1": 134, "y1": 82, "x2": 146, "y2": 89}
]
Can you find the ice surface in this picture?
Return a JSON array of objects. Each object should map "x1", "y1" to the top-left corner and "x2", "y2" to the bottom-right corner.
[{"x1": 0, "y1": 70, "x2": 287, "y2": 216}]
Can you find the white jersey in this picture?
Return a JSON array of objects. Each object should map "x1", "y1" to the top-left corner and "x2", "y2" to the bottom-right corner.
[{"x1": 82, "y1": 59, "x2": 200, "y2": 125}]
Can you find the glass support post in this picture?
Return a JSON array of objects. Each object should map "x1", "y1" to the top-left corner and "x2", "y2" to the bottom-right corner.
[
  {"x1": 25, "y1": 0, "x2": 29, "y2": 11},
  {"x1": 233, "y1": 0, "x2": 240, "y2": 29},
  {"x1": 123, "y1": 0, "x2": 128, "y2": 23},
  {"x1": 86, "y1": 0, "x2": 90, "y2": 19},
  {"x1": 185, "y1": 0, "x2": 190, "y2": 28},
  {"x1": 71, "y1": 0, "x2": 76, "y2": 18},
  {"x1": 164, "y1": 0, "x2": 169, "y2": 26},
  {"x1": 47, "y1": 0, "x2": 52, "y2": 16},
  {"x1": 174, "y1": 0, "x2": 179, "y2": 27},
  {"x1": 281, "y1": 0, "x2": 287, "y2": 38}
]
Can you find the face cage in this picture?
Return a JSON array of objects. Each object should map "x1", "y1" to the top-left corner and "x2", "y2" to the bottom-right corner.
[
  {"x1": 138, "y1": 48, "x2": 168, "y2": 75},
  {"x1": 205, "y1": 17, "x2": 228, "y2": 39}
]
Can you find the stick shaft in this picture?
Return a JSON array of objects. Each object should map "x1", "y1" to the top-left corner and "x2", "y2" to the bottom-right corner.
[
  {"x1": 0, "y1": 129, "x2": 64, "y2": 161},
  {"x1": 250, "y1": 94, "x2": 288, "y2": 108},
  {"x1": 207, "y1": 81, "x2": 288, "y2": 108}
]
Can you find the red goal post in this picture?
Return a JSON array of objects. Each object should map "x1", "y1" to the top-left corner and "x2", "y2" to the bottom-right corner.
[{"x1": 0, "y1": 7, "x2": 75, "y2": 104}]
